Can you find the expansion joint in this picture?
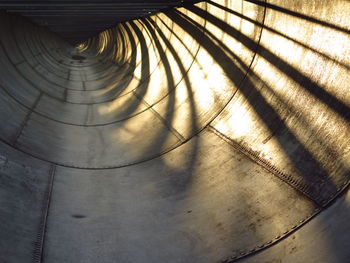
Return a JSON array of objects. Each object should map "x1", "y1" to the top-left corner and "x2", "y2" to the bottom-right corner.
[
  {"x1": 13, "y1": 92, "x2": 43, "y2": 145},
  {"x1": 32, "y1": 164, "x2": 56, "y2": 263},
  {"x1": 208, "y1": 125, "x2": 322, "y2": 207}
]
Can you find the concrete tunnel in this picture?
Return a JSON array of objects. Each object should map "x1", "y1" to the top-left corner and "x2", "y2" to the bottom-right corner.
[{"x1": 0, "y1": 0, "x2": 349, "y2": 262}]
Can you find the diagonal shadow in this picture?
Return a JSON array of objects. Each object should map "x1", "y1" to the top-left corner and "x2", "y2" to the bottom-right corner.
[
  {"x1": 144, "y1": 15, "x2": 201, "y2": 189},
  {"x1": 245, "y1": 0, "x2": 350, "y2": 34},
  {"x1": 186, "y1": 4, "x2": 350, "y2": 123},
  {"x1": 166, "y1": 8, "x2": 339, "y2": 205},
  {"x1": 206, "y1": 0, "x2": 350, "y2": 71}
]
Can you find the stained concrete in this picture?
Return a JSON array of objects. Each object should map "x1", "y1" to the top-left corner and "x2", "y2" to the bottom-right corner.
[{"x1": 0, "y1": 0, "x2": 349, "y2": 262}]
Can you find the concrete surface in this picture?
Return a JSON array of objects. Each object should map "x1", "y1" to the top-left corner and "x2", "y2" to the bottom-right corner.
[
  {"x1": 0, "y1": 0, "x2": 201, "y2": 42},
  {"x1": 0, "y1": 0, "x2": 349, "y2": 262}
]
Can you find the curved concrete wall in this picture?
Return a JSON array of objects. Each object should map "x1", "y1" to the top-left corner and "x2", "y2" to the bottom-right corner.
[{"x1": 0, "y1": 1, "x2": 349, "y2": 262}]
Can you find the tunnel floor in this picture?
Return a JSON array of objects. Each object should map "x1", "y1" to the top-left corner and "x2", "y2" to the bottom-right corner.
[{"x1": 0, "y1": 0, "x2": 349, "y2": 262}]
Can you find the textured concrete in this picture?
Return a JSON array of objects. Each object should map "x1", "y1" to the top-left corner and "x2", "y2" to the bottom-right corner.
[{"x1": 0, "y1": 0, "x2": 349, "y2": 262}]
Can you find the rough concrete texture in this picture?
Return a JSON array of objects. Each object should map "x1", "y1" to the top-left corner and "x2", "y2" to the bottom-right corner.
[{"x1": 0, "y1": 0, "x2": 349, "y2": 262}]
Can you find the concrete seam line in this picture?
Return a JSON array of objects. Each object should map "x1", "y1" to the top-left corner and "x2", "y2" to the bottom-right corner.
[
  {"x1": 208, "y1": 125, "x2": 322, "y2": 206},
  {"x1": 12, "y1": 92, "x2": 43, "y2": 146},
  {"x1": 32, "y1": 164, "x2": 56, "y2": 263},
  {"x1": 219, "y1": 206, "x2": 323, "y2": 262}
]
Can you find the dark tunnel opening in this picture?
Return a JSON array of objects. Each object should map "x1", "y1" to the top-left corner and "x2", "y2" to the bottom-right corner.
[{"x1": 0, "y1": 1, "x2": 349, "y2": 262}]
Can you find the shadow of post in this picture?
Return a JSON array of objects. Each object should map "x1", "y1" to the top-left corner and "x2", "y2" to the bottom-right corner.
[{"x1": 165, "y1": 8, "x2": 341, "y2": 205}]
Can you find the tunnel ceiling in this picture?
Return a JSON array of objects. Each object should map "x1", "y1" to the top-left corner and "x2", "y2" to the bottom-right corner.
[{"x1": 0, "y1": 0, "x2": 199, "y2": 43}]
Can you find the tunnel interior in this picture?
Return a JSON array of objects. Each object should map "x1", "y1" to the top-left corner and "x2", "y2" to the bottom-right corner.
[{"x1": 0, "y1": 0, "x2": 349, "y2": 262}]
